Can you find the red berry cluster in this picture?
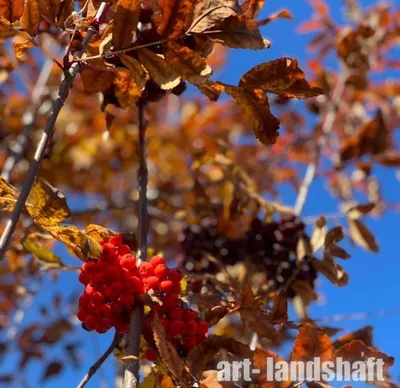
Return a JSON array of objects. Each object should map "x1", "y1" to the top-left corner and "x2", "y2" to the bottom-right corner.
[
  {"x1": 77, "y1": 234, "x2": 142, "y2": 334},
  {"x1": 77, "y1": 234, "x2": 209, "y2": 357},
  {"x1": 142, "y1": 306, "x2": 209, "y2": 361}
]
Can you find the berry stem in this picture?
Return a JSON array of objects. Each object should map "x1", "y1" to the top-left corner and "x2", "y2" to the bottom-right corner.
[
  {"x1": 0, "y1": 3, "x2": 107, "y2": 260},
  {"x1": 77, "y1": 332, "x2": 123, "y2": 388},
  {"x1": 123, "y1": 102, "x2": 148, "y2": 387}
]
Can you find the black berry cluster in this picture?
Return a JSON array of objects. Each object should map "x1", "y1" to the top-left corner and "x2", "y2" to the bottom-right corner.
[{"x1": 180, "y1": 215, "x2": 317, "y2": 297}]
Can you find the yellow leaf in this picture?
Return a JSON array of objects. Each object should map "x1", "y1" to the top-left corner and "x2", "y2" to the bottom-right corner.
[
  {"x1": 23, "y1": 236, "x2": 61, "y2": 264},
  {"x1": 113, "y1": 0, "x2": 141, "y2": 49},
  {"x1": 138, "y1": 48, "x2": 181, "y2": 90},
  {"x1": 113, "y1": 69, "x2": 142, "y2": 108}
]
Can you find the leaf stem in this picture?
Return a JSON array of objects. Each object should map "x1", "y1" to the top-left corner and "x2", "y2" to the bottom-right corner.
[
  {"x1": 77, "y1": 332, "x2": 123, "y2": 388},
  {"x1": 0, "y1": 4, "x2": 107, "y2": 260},
  {"x1": 123, "y1": 102, "x2": 148, "y2": 388}
]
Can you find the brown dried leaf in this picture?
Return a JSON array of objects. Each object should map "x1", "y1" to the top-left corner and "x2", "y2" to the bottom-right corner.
[
  {"x1": 312, "y1": 256, "x2": 349, "y2": 286},
  {"x1": 333, "y1": 340, "x2": 394, "y2": 370},
  {"x1": 113, "y1": 0, "x2": 141, "y2": 50},
  {"x1": 291, "y1": 323, "x2": 333, "y2": 362},
  {"x1": 187, "y1": 336, "x2": 252, "y2": 379},
  {"x1": 157, "y1": 0, "x2": 193, "y2": 38},
  {"x1": 328, "y1": 244, "x2": 351, "y2": 259},
  {"x1": 240, "y1": 306, "x2": 278, "y2": 341},
  {"x1": 346, "y1": 203, "x2": 375, "y2": 220},
  {"x1": 39, "y1": 0, "x2": 60, "y2": 25},
  {"x1": 41, "y1": 361, "x2": 63, "y2": 381},
  {"x1": 340, "y1": 110, "x2": 388, "y2": 163},
  {"x1": 27, "y1": 179, "x2": 70, "y2": 226},
  {"x1": 310, "y1": 216, "x2": 326, "y2": 252},
  {"x1": 120, "y1": 54, "x2": 147, "y2": 90},
  {"x1": 152, "y1": 313, "x2": 193, "y2": 387},
  {"x1": 224, "y1": 86, "x2": 280, "y2": 145},
  {"x1": 348, "y1": 219, "x2": 379, "y2": 253},
  {"x1": 210, "y1": 15, "x2": 269, "y2": 50},
  {"x1": 188, "y1": 0, "x2": 239, "y2": 34},
  {"x1": 257, "y1": 9, "x2": 293, "y2": 26},
  {"x1": 21, "y1": 0, "x2": 40, "y2": 36},
  {"x1": 113, "y1": 69, "x2": 142, "y2": 108},
  {"x1": 196, "y1": 80, "x2": 224, "y2": 101},
  {"x1": 324, "y1": 226, "x2": 344, "y2": 249},
  {"x1": 138, "y1": 48, "x2": 181, "y2": 90},
  {"x1": 0, "y1": 0, "x2": 24, "y2": 22},
  {"x1": 297, "y1": 236, "x2": 312, "y2": 260},
  {"x1": 333, "y1": 326, "x2": 374, "y2": 349},
  {"x1": 239, "y1": 58, "x2": 323, "y2": 98},
  {"x1": 268, "y1": 291, "x2": 288, "y2": 324},
  {"x1": 80, "y1": 60, "x2": 115, "y2": 93},
  {"x1": 163, "y1": 41, "x2": 212, "y2": 83}
]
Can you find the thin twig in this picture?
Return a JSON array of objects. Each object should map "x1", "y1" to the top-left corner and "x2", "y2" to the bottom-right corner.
[
  {"x1": 2, "y1": 59, "x2": 54, "y2": 182},
  {"x1": 123, "y1": 103, "x2": 148, "y2": 388},
  {"x1": 293, "y1": 72, "x2": 347, "y2": 216},
  {"x1": 0, "y1": 4, "x2": 107, "y2": 260},
  {"x1": 77, "y1": 332, "x2": 123, "y2": 388}
]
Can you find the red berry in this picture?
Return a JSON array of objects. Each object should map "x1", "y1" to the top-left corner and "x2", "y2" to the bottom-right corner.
[
  {"x1": 91, "y1": 291, "x2": 104, "y2": 306},
  {"x1": 109, "y1": 281, "x2": 124, "y2": 300},
  {"x1": 139, "y1": 262, "x2": 154, "y2": 277},
  {"x1": 79, "y1": 293, "x2": 90, "y2": 308},
  {"x1": 109, "y1": 234, "x2": 123, "y2": 246},
  {"x1": 77, "y1": 308, "x2": 88, "y2": 322},
  {"x1": 105, "y1": 265, "x2": 120, "y2": 281},
  {"x1": 183, "y1": 336, "x2": 197, "y2": 350},
  {"x1": 184, "y1": 320, "x2": 198, "y2": 335},
  {"x1": 190, "y1": 280, "x2": 202, "y2": 294},
  {"x1": 119, "y1": 293, "x2": 135, "y2": 309},
  {"x1": 84, "y1": 315, "x2": 97, "y2": 330},
  {"x1": 162, "y1": 293, "x2": 179, "y2": 309},
  {"x1": 182, "y1": 309, "x2": 198, "y2": 322},
  {"x1": 111, "y1": 301, "x2": 124, "y2": 314},
  {"x1": 92, "y1": 272, "x2": 106, "y2": 287},
  {"x1": 160, "y1": 280, "x2": 174, "y2": 293},
  {"x1": 82, "y1": 262, "x2": 97, "y2": 275},
  {"x1": 154, "y1": 264, "x2": 169, "y2": 280},
  {"x1": 172, "y1": 283, "x2": 181, "y2": 294},
  {"x1": 85, "y1": 283, "x2": 95, "y2": 295},
  {"x1": 102, "y1": 243, "x2": 117, "y2": 256},
  {"x1": 167, "y1": 307, "x2": 183, "y2": 321},
  {"x1": 120, "y1": 254, "x2": 137, "y2": 270},
  {"x1": 125, "y1": 276, "x2": 143, "y2": 294},
  {"x1": 145, "y1": 348, "x2": 157, "y2": 361},
  {"x1": 169, "y1": 268, "x2": 183, "y2": 283},
  {"x1": 143, "y1": 276, "x2": 160, "y2": 291},
  {"x1": 168, "y1": 320, "x2": 184, "y2": 336},
  {"x1": 196, "y1": 333, "x2": 207, "y2": 342},
  {"x1": 79, "y1": 271, "x2": 90, "y2": 285},
  {"x1": 150, "y1": 256, "x2": 165, "y2": 268},
  {"x1": 97, "y1": 304, "x2": 112, "y2": 320},
  {"x1": 118, "y1": 244, "x2": 132, "y2": 256},
  {"x1": 196, "y1": 320, "x2": 208, "y2": 336}
]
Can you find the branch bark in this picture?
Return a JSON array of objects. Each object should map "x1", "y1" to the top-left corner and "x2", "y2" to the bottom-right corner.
[
  {"x1": 123, "y1": 103, "x2": 148, "y2": 388},
  {"x1": 0, "y1": 4, "x2": 107, "y2": 260},
  {"x1": 77, "y1": 332, "x2": 123, "y2": 388}
]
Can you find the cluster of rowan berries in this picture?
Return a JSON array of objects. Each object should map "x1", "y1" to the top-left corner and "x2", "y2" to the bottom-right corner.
[
  {"x1": 142, "y1": 306, "x2": 209, "y2": 361},
  {"x1": 77, "y1": 234, "x2": 209, "y2": 359}
]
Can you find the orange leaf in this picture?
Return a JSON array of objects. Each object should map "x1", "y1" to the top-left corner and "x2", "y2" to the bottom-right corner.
[
  {"x1": 0, "y1": 0, "x2": 24, "y2": 22},
  {"x1": 113, "y1": 69, "x2": 142, "y2": 108},
  {"x1": 257, "y1": 9, "x2": 293, "y2": 27},
  {"x1": 39, "y1": 0, "x2": 61, "y2": 25},
  {"x1": 268, "y1": 291, "x2": 288, "y2": 324},
  {"x1": 163, "y1": 41, "x2": 212, "y2": 83},
  {"x1": 291, "y1": 323, "x2": 333, "y2": 363},
  {"x1": 188, "y1": 0, "x2": 239, "y2": 34},
  {"x1": 21, "y1": 0, "x2": 40, "y2": 36},
  {"x1": 113, "y1": 0, "x2": 141, "y2": 50},
  {"x1": 224, "y1": 86, "x2": 280, "y2": 145},
  {"x1": 157, "y1": 0, "x2": 193, "y2": 38},
  {"x1": 239, "y1": 57, "x2": 323, "y2": 98}
]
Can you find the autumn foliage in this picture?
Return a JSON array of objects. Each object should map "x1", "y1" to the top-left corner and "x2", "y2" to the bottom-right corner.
[{"x1": 0, "y1": 0, "x2": 398, "y2": 386}]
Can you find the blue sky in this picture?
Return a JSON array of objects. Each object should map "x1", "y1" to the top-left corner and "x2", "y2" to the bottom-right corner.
[{"x1": 1, "y1": 0, "x2": 399, "y2": 387}]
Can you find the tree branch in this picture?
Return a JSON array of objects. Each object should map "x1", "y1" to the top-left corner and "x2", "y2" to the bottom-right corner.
[
  {"x1": 77, "y1": 332, "x2": 123, "y2": 388},
  {"x1": 0, "y1": 4, "x2": 107, "y2": 260},
  {"x1": 123, "y1": 103, "x2": 148, "y2": 388}
]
